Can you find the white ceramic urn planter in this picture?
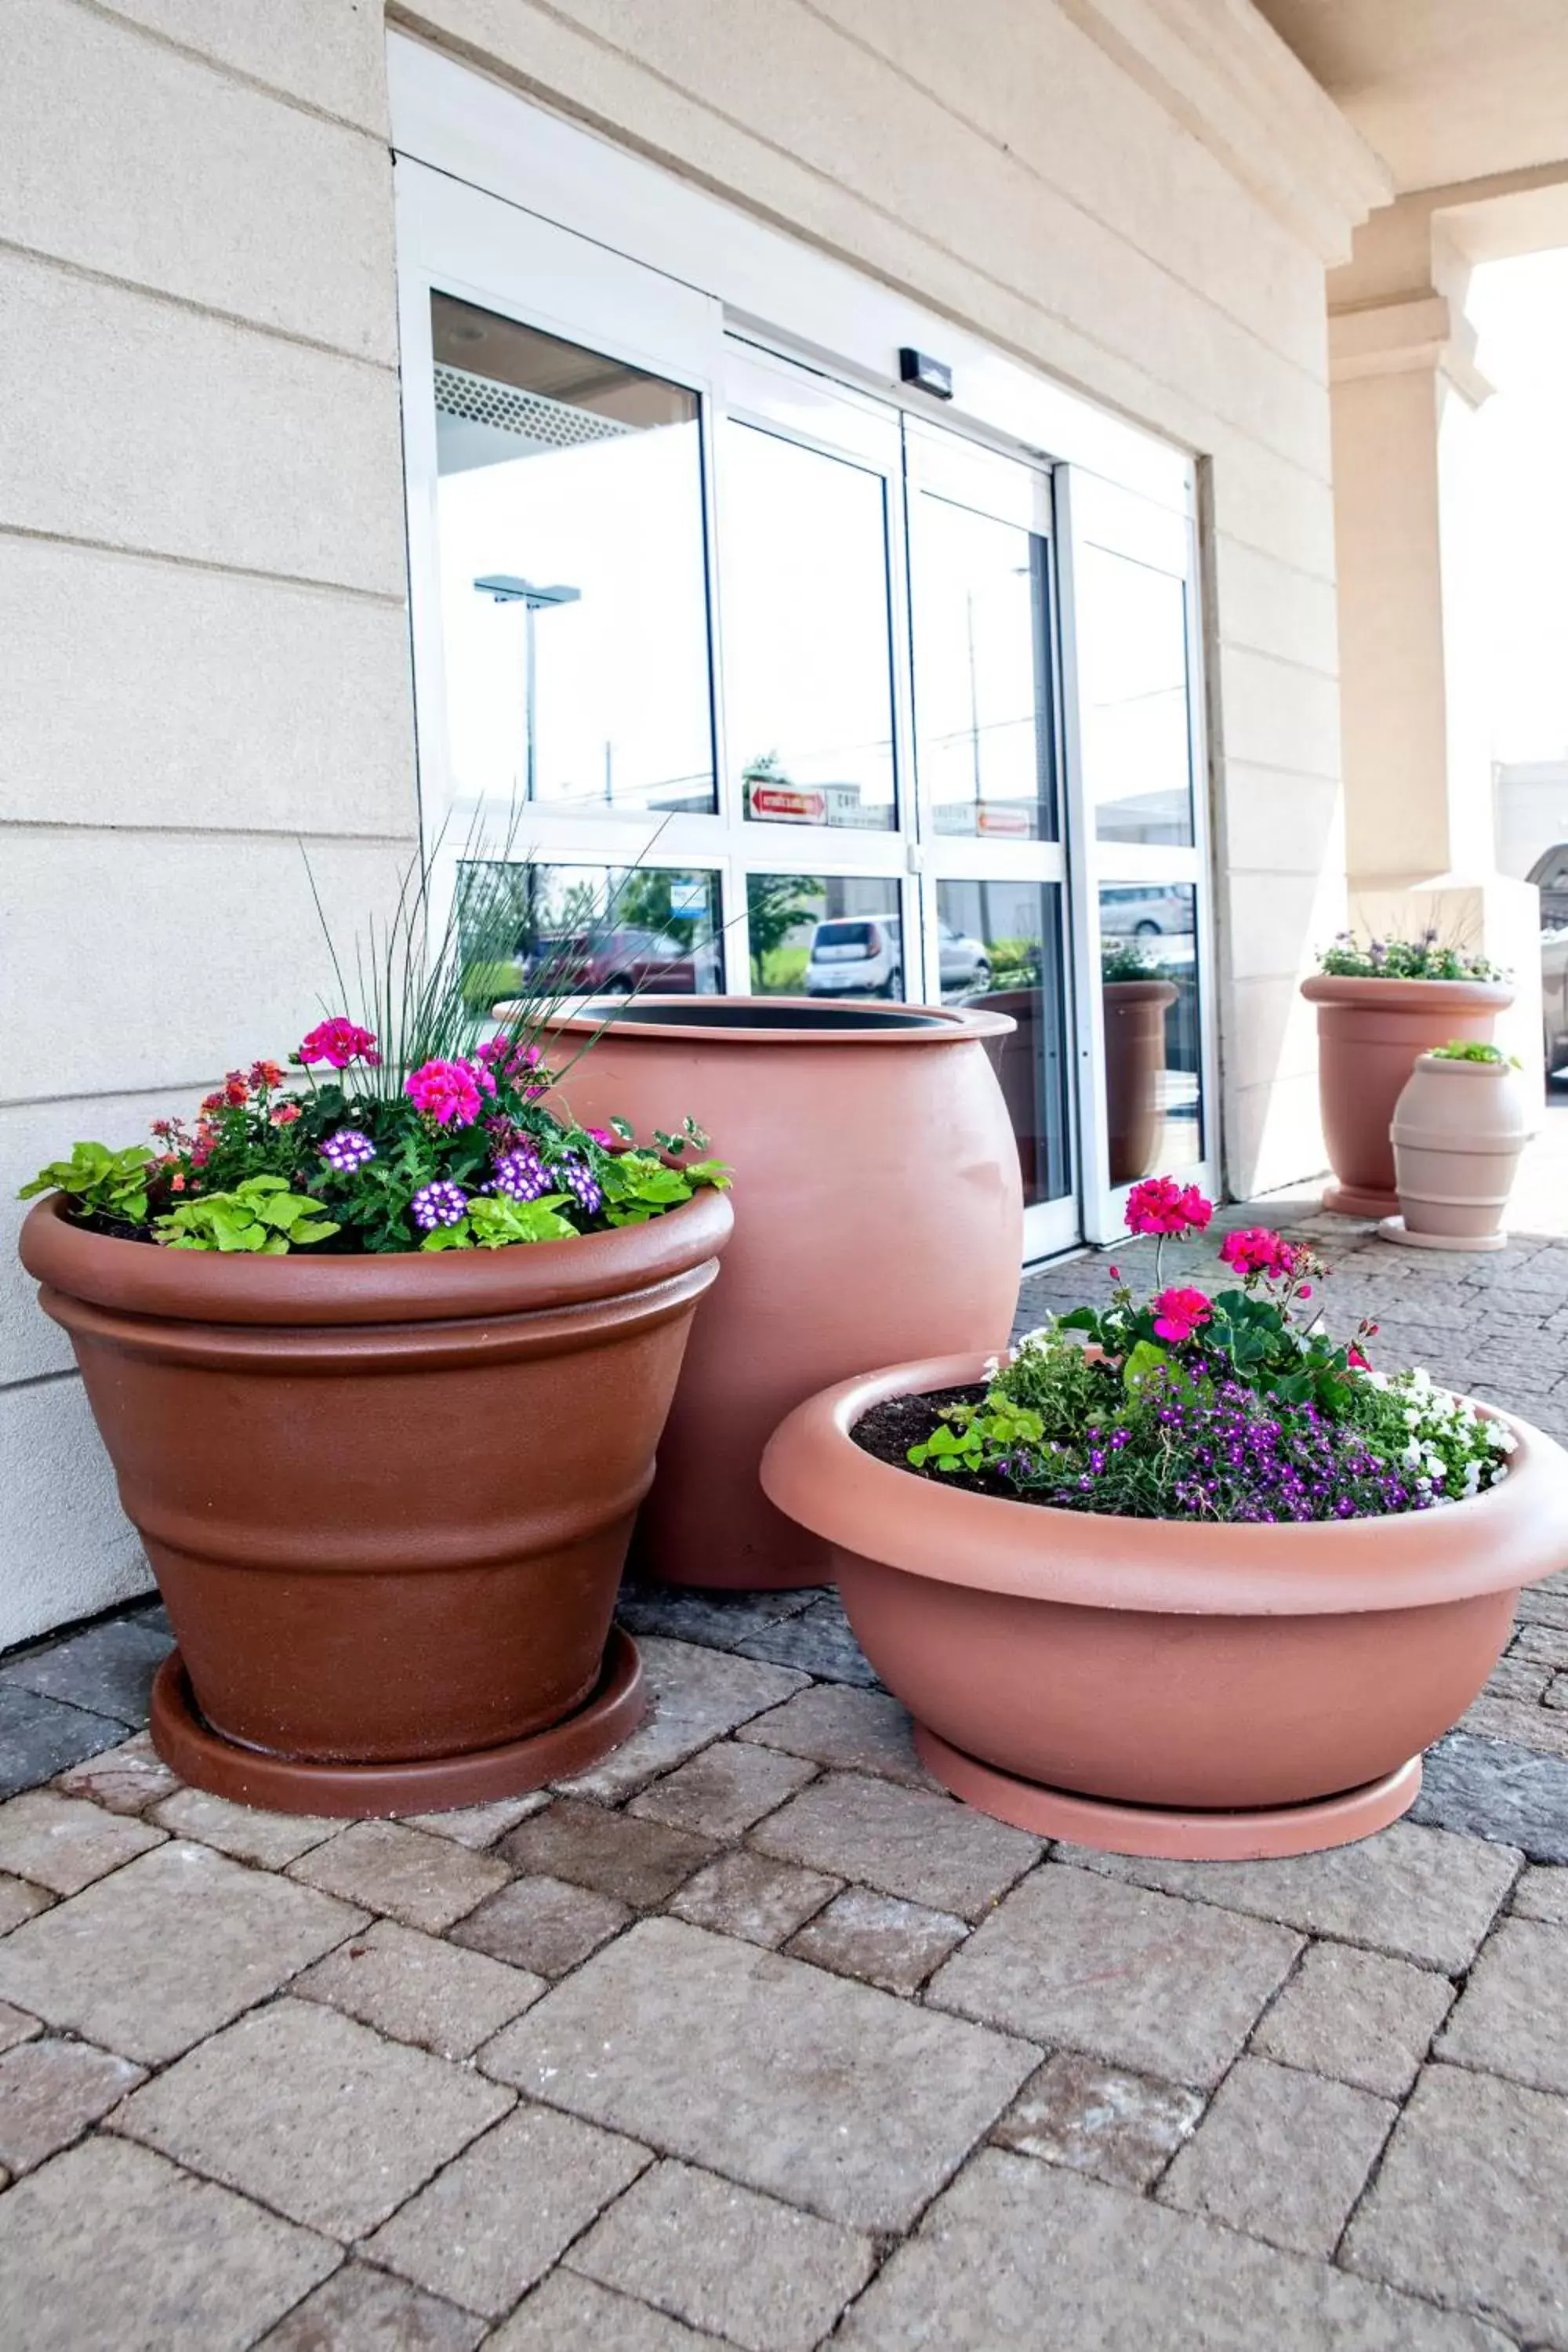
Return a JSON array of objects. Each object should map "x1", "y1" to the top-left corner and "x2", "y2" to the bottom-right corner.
[{"x1": 1381, "y1": 1053, "x2": 1532, "y2": 1252}]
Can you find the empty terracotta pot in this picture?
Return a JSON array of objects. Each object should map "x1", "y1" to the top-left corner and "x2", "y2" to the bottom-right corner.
[
  {"x1": 20, "y1": 1188, "x2": 731, "y2": 1813},
  {"x1": 1389, "y1": 1052, "x2": 1532, "y2": 1249},
  {"x1": 537, "y1": 998, "x2": 1022, "y2": 1589},
  {"x1": 760, "y1": 1352, "x2": 1568, "y2": 1859},
  {"x1": 1301, "y1": 974, "x2": 1514, "y2": 1217},
  {"x1": 1102, "y1": 978, "x2": 1178, "y2": 1185}
]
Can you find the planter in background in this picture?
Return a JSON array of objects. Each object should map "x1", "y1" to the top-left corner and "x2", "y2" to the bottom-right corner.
[
  {"x1": 1383, "y1": 1052, "x2": 1532, "y2": 1253},
  {"x1": 1102, "y1": 978, "x2": 1178, "y2": 1186},
  {"x1": 1301, "y1": 974, "x2": 1515, "y2": 1217},
  {"x1": 20, "y1": 1188, "x2": 731, "y2": 1814},
  {"x1": 761, "y1": 1351, "x2": 1568, "y2": 1860},
  {"x1": 535, "y1": 996, "x2": 1022, "y2": 1590}
]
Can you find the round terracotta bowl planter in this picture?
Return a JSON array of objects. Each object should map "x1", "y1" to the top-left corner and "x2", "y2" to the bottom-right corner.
[
  {"x1": 1102, "y1": 978, "x2": 1179, "y2": 1186},
  {"x1": 534, "y1": 997, "x2": 1022, "y2": 1591},
  {"x1": 1385, "y1": 1053, "x2": 1532, "y2": 1253},
  {"x1": 760, "y1": 1350, "x2": 1568, "y2": 1860},
  {"x1": 1301, "y1": 974, "x2": 1514, "y2": 1218},
  {"x1": 20, "y1": 1188, "x2": 732, "y2": 1815}
]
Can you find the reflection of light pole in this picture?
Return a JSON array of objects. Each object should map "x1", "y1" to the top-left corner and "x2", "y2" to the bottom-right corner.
[{"x1": 473, "y1": 576, "x2": 582, "y2": 801}]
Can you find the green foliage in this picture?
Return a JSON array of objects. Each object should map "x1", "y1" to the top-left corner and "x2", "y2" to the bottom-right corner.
[
  {"x1": 461, "y1": 958, "x2": 525, "y2": 1012},
  {"x1": 601, "y1": 1148, "x2": 731, "y2": 1227},
  {"x1": 1316, "y1": 931, "x2": 1504, "y2": 983},
  {"x1": 1429, "y1": 1040, "x2": 1518, "y2": 1065},
  {"x1": 18, "y1": 1142, "x2": 154, "y2": 1226},
  {"x1": 1100, "y1": 937, "x2": 1160, "y2": 982},
  {"x1": 156, "y1": 1177, "x2": 339, "y2": 1254},
  {"x1": 420, "y1": 1194, "x2": 577, "y2": 1251}
]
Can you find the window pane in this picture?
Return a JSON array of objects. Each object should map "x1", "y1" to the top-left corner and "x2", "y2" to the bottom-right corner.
[
  {"x1": 746, "y1": 874, "x2": 904, "y2": 997},
  {"x1": 1099, "y1": 884, "x2": 1203, "y2": 1181},
  {"x1": 911, "y1": 494, "x2": 1055, "y2": 840},
  {"x1": 459, "y1": 861, "x2": 722, "y2": 1004},
  {"x1": 432, "y1": 293, "x2": 715, "y2": 817},
  {"x1": 722, "y1": 423, "x2": 897, "y2": 831},
  {"x1": 1077, "y1": 546, "x2": 1194, "y2": 845},
  {"x1": 938, "y1": 880, "x2": 1071, "y2": 1204}
]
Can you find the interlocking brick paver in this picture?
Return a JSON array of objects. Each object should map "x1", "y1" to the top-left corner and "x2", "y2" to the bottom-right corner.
[
  {"x1": 669, "y1": 1848, "x2": 840, "y2": 1947},
  {"x1": 1514, "y1": 1624, "x2": 1568, "y2": 1670},
  {"x1": 151, "y1": 1787, "x2": 340, "y2": 1869},
  {"x1": 570, "y1": 2156, "x2": 876, "y2": 2352},
  {"x1": 1513, "y1": 1864, "x2": 1568, "y2": 1923},
  {"x1": 990, "y1": 2050, "x2": 1203, "y2": 2188},
  {"x1": 1157, "y1": 2056, "x2": 1396, "y2": 2256},
  {"x1": 0, "y1": 1682, "x2": 122, "y2": 1799},
  {"x1": 736, "y1": 1595, "x2": 884, "y2": 1687},
  {"x1": 0, "y1": 1998, "x2": 40, "y2": 2053},
  {"x1": 554, "y1": 1639, "x2": 807, "y2": 1802},
  {"x1": 1436, "y1": 1915, "x2": 1568, "y2": 2092},
  {"x1": 398, "y1": 1792, "x2": 550, "y2": 1848},
  {"x1": 785, "y1": 1886, "x2": 967, "y2": 1994},
  {"x1": 927, "y1": 1865, "x2": 1301, "y2": 2087},
  {"x1": 1413, "y1": 1731, "x2": 1568, "y2": 1862},
  {"x1": 628, "y1": 1739, "x2": 816, "y2": 1838},
  {"x1": 1344, "y1": 2063, "x2": 1568, "y2": 2347},
  {"x1": 365, "y1": 2103, "x2": 651, "y2": 2318},
  {"x1": 0, "y1": 2036, "x2": 145, "y2": 2172},
  {"x1": 615, "y1": 1583, "x2": 821, "y2": 1651},
  {"x1": 479, "y1": 1916, "x2": 1036, "y2": 2231},
  {"x1": 737, "y1": 1682, "x2": 935, "y2": 1787},
  {"x1": 292, "y1": 1917, "x2": 544, "y2": 2057},
  {"x1": 287, "y1": 1820, "x2": 508, "y2": 1933},
  {"x1": 490, "y1": 2272, "x2": 720, "y2": 2351},
  {"x1": 752, "y1": 1771, "x2": 1041, "y2": 1919},
  {"x1": 451, "y1": 1874, "x2": 631, "y2": 1976},
  {"x1": 256, "y1": 2263, "x2": 486, "y2": 2350},
  {"x1": 0, "y1": 1872, "x2": 52, "y2": 1933},
  {"x1": 837, "y1": 2148, "x2": 1509, "y2": 2350},
  {"x1": 0, "y1": 1840, "x2": 365, "y2": 2063},
  {"x1": 53, "y1": 1729, "x2": 180, "y2": 1813},
  {"x1": 500, "y1": 1797, "x2": 715, "y2": 1907},
  {"x1": 0, "y1": 2136, "x2": 338, "y2": 2352},
  {"x1": 114, "y1": 1997, "x2": 513, "y2": 2241},
  {"x1": 1461, "y1": 1694, "x2": 1568, "y2": 1759},
  {"x1": 0, "y1": 1788, "x2": 163, "y2": 1893},
  {"x1": 0, "y1": 1613, "x2": 171, "y2": 1726},
  {"x1": 1484, "y1": 1656, "x2": 1552, "y2": 1704},
  {"x1": 1056, "y1": 1821, "x2": 1518, "y2": 1972},
  {"x1": 1251, "y1": 1941, "x2": 1454, "y2": 2097}
]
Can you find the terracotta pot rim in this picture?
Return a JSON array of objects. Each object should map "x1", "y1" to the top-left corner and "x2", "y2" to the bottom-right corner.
[
  {"x1": 1101, "y1": 978, "x2": 1181, "y2": 1005},
  {"x1": 18, "y1": 1185, "x2": 734, "y2": 1328},
  {"x1": 760, "y1": 1349, "x2": 1568, "y2": 1616},
  {"x1": 1301, "y1": 974, "x2": 1515, "y2": 1012},
  {"x1": 535, "y1": 994, "x2": 1018, "y2": 1045}
]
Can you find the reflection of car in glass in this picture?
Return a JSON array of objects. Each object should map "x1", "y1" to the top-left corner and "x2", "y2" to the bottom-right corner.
[
  {"x1": 1532, "y1": 847, "x2": 1568, "y2": 1080},
  {"x1": 1528, "y1": 844, "x2": 1568, "y2": 932},
  {"x1": 523, "y1": 926, "x2": 702, "y2": 995},
  {"x1": 805, "y1": 915, "x2": 902, "y2": 997},
  {"x1": 937, "y1": 919, "x2": 991, "y2": 996},
  {"x1": 1101, "y1": 884, "x2": 1190, "y2": 938}
]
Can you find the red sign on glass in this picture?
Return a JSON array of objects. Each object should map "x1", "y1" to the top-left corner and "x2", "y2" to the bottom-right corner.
[{"x1": 749, "y1": 785, "x2": 827, "y2": 824}]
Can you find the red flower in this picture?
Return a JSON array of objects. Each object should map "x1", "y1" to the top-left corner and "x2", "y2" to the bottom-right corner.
[
  {"x1": 249, "y1": 1059, "x2": 286, "y2": 1092},
  {"x1": 270, "y1": 1103, "x2": 302, "y2": 1127},
  {"x1": 1125, "y1": 1176, "x2": 1214, "y2": 1238},
  {"x1": 1151, "y1": 1286, "x2": 1213, "y2": 1345},
  {"x1": 1219, "y1": 1226, "x2": 1296, "y2": 1279},
  {"x1": 298, "y1": 1018, "x2": 380, "y2": 1070},
  {"x1": 222, "y1": 1071, "x2": 250, "y2": 1108},
  {"x1": 1348, "y1": 1344, "x2": 1372, "y2": 1371}
]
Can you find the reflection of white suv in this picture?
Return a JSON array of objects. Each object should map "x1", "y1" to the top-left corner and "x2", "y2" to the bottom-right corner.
[
  {"x1": 806, "y1": 914, "x2": 902, "y2": 996},
  {"x1": 1101, "y1": 884, "x2": 1190, "y2": 938}
]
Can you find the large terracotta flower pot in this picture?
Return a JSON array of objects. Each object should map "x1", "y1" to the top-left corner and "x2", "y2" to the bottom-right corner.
[
  {"x1": 761, "y1": 1351, "x2": 1568, "y2": 1860},
  {"x1": 537, "y1": 997, "x2": 1022, "y2": 1590},
  {"x1": 1386, "y1": 1053, "x2": 1532, "y2": 1251},
  {"x1": 20, "y1": 1188, "x2": 732, "y2": 1814},
  {"x1": 1102, "y1": 978, "x2": 1178, "y2": 1186},
  {"x1": 1301, "y1": 974, "x2": 1514, "y2": 1217}
]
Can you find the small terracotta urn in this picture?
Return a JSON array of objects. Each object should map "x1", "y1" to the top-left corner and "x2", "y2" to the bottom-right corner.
[
  {"x1": 1383, "y1": 1051, "x2": 1532, "y2": 1252},
  {"x1": 1102, "y1": 978, "x2": 1178, "y2": 1185}
]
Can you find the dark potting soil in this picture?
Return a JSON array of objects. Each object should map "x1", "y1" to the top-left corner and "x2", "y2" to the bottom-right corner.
[{"x1": 851, "y1": 1384, "x2": 1033, "y2": 1504}]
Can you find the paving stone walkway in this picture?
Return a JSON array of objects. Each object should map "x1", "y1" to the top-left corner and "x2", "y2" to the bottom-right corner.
[{"x1": 2, "y1": 1187, "x2": 1568, "y2": 2347}]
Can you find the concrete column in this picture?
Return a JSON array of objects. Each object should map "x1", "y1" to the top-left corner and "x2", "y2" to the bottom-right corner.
[{"x1": 1328, "y1": 203, "x2": 1542, "y2": 1073}]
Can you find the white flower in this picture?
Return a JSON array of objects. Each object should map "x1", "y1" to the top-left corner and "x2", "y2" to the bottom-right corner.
[
  {"x1": 1405, "y1": 1409, "x2": 1422, "y2": 1430},
  {"x1": 1492, "y1": 1465, "x2": 1509, "y2": 1483},
  {"x1": 1403, "y1": 1441, "x2": 1422, "y2": 1468},
  {"x1": 1410, "y1": 1368, "x2": 1432, "y2": 1391},
  {"x1": 1499, "y1": 1430, "x2": 1519, "y2": 1454}
]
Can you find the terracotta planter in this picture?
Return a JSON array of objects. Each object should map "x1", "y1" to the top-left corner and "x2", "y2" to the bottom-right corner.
[
  {"x1": 20, "y1": 1188, "x2": 732, "y2": 1813},
  {"x1": 761, "y1": 1351, "x2": 1568, "y2": 1860},
  {"x1": 536, "y1": 997, "x2": 1022, "y2": 1590},
  {"x1": 1387, "y1": 1053, "x2": 1532, "y2": 1251},
  {"x1": 1102, "y1": 978, "x2": 1178, "y2": 1186},
  {"x1": 1301, "y1": 974, "x2": 1514, "y2": 1217}
]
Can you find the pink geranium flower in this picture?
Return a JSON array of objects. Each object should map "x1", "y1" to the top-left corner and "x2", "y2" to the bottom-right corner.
[
  {"x1": 299, "y1": 1018, "x2": 380, "y2": 1069},
  {"x1": 1151, "y1": 1286, "x2": 1213, "y2": 1345},
  {"x1": 1219, "y1": 1225, "x2": 1296, "y2": 1280},
  {"x1": 405, "y1": 1058, "x2": 488, "y2": 1127},
  {"x1": 1126, "y1": 1177, "x2": 1214, "y2": 1238}
]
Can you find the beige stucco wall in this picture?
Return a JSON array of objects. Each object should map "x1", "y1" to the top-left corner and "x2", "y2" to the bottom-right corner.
[{"x1": 0, "y1": 0, "x2": 1366, "y2": 1645}]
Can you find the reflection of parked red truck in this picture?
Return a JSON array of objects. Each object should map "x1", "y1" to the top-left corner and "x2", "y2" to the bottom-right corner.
[
  {"x1": 1530, "y1": 846, "x2": 1568, "y2": 1080},
  {"x1": 522, "y1": 927, "x2": 710, "y2": 995}
]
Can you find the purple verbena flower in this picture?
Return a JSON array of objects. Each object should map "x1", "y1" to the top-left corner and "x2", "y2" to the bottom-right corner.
[
  {"x1": 557, "y1": 1156, "x2": 604, "y2": 1216},
  {"x1": 491, "y1": 1148, "x2": 551, "y2": 1202},
  {"x1": 319, "y1": 1127, "x2": 376, "y2": 1174},
  {"x1": 410, "y1": 1179, "x2": 467, "y2": 1232}
]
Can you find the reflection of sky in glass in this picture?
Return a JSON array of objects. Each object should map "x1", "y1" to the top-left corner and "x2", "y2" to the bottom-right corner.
[
  {"x1": 912, "y1": 495, "x2": 1047, "y2": 838},
  {"x1": 721, "y1": 424, "x2": 896, "y2": 826},
  {"x1": 1078, "y1": 546, "x2": 1192, "y2": 845},
  {"x1": 437, "y1": 424, "x2": 714, "y2": 815}
]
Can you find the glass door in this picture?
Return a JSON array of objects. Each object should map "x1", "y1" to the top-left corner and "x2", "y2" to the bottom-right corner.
[{"x1": 904, "y1": 423, "x2": 1078, "y2": 1259}]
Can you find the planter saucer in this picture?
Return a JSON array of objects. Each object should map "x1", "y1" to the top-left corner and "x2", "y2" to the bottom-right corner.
[
  {"x1": 1377, "y1": 1214, "x2": 1508, "y2": 1254},
  {"x1": 149, "y1": 1626, "x2": 647, "y2": 1818},
  {"x1": 914, "y1": 1725, "x2": 1421, "y2": 1861},
  {"x1": 1321, "y1": 1181, "x2": 1399, "y2": 1218}
]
